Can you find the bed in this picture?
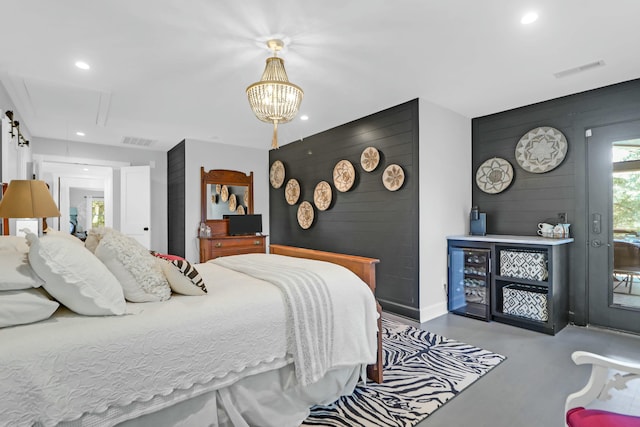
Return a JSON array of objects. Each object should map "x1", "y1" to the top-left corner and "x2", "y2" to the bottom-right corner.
[{"x1": 0, "y1": 236, "x2": 382, "y2": 427}]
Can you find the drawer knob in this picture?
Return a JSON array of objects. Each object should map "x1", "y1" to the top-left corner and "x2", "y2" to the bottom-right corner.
[
  {"x1": 254, "y1": 240, "x2": 261, "y2": 245},
  {"x1": 215, "y1": 242, "x2": 222, "y2": 248}
]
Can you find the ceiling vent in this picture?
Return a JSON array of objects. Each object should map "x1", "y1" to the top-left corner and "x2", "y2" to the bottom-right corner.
[
  {"x1": 121, "y1": 136, "x2": 155, "y2": 147},
  {"x1": 553, "y1": 60, "x2": 605, "y2": 79}
]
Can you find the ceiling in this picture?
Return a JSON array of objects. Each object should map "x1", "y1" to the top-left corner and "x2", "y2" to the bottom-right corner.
[{"x1": 1, "y1": 1, "x2": 639, "y2": 152}]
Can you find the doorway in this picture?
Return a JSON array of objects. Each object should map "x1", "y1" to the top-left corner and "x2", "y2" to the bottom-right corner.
[{"x1": 587, "y1": 120, "x2": 640, "y2": 334}]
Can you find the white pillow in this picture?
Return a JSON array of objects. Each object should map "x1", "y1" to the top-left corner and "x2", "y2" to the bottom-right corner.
[
  {"x1": 0, "y1": 289, "x2": 60, "y2": 328},
  {"x1": 94, "y1": 229, "x2": 171, "y2": 302},
  {"x1": 159, "y1": 258, "x2": 207, "y2": 296},
  {"x1": 0, "y1": 250, "x2": 44, "y2": 290},
  {"x1": 0, "y1": 236, "x2": 29, "y2": 253},
  {"x1": 44, "y1": 228, "x2": 84, "y2": 245},
  {"x1": 26, "y1": 231, "x2": 126, "y2": 316}
]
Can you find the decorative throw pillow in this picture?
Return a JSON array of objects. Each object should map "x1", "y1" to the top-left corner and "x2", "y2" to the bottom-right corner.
[
  {"x1": 84, "y1": 226, "x2": 111, "y2": 253},
  {"x1": 151, "y1": 252, "x2": 186, "y2": 262},
  {"x1": 26, "y1": 231, "x2": 126, "y2": 316},
  {"x1": 159, "y1": 258, "x2": 207, "y2": 296},
  {"x1": 0, "y1": 288, "x2": 60, "y2": 328},
  {"x1": 0, "y1": 236, "x2": 30, "y2": 253},
  {"x1": 94, "y1": 229, "x2": 171, "y2": 302},
  {"x1": 0, "y1": 250, "x2": 44, "y2": 290}
]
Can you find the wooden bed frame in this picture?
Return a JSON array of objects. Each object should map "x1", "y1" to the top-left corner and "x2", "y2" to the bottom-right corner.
[
  {"x1": 269, "y1": 244, "x2": 383, "y2": 383},
  {"x1": 1, "y1": 183, "x2": 8, "y2": 235}
]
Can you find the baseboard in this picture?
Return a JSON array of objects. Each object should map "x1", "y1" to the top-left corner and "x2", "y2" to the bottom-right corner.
[{"x1": 420, "y1": 301, "x2": 448, "y2": 323}]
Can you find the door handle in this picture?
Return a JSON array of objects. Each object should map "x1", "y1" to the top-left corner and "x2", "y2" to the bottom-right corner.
[
  {"x1": 591, "y1": 239, "x2": 603, "y2": 248},
  {"x1": 592, "y1": 213, "x2": 601, "y2": 234},
  {"x1": 143, "y1": 227, "x2": 149, "y2": 231}
]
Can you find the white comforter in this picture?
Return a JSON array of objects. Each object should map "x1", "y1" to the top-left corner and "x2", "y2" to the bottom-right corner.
[{"x1": 0, "y1": 254, "x2": 378, "y2": 427}]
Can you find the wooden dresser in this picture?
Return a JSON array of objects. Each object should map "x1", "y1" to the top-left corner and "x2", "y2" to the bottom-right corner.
[
  {"x1": 199, "y1": 168, "x2": 265, "y2": 262},
  {"x1": 199, "y1": 234, "x2": 266, "y2": 262}
]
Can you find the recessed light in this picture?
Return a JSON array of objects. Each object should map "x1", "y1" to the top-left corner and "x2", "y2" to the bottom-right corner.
[
  {"x1": 82, "y1": 168, "x2": 89, "y2": 172},
  {"x1": 521, "y1": 11, "x2": 538, "y2": 25},
  {"x1": 76, "y1": 131, "x2": 85, "y2": 136},
  {"x1": 300, "y1": 115, "x2": 309, "y2": 121},
  {"x1": 75, "y1": 61, "x2": 90, "y2": 70}
]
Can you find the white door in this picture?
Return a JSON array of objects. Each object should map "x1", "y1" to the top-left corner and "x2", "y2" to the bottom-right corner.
[{"x1": 120, "y1": 165, "x2": 151, "y2": 249}]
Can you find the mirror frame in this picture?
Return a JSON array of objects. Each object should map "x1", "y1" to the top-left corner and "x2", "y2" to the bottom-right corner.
[{"x1": 200, "y1": 168, "x2": 254, "y2": 234}]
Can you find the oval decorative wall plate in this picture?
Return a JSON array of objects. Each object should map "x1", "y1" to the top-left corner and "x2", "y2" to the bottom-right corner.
[
  {"x1": 243, "y1": 188, "x2": 249, "y2": 207},
  {"x1": 382, "y1": 164, "x2": 405, "y2": 191},
  {"x1": 236, "y1": 205, "x2": 245, "y2": 215},
  {"x1": 215, "y1": 184, "x2": 221, "y2": 194},
  {"x1": 333, "y1": 160, "x2": 355, "y2": 192},
  {"x1": 313, "y1": 181, "x2": 332, "y2": 211},
  {"x1": 228, "y1": 193, "x2": 237, "y2": 211},
  {"x1": 220, "y1": 185, "x2": 229, "y2": 202},
  {"x1": 285, "y1": 178, "x2": 300, "y2": 205},
  {"x1": 297, "y1": 201, "x2": 314, "y2": 229},
  {"x1": 360, "y1": 147, "x2": 380, "y2": 172},
  {"x1": 270, "y1": 160, "x2": 285, "y2": 188},
  {"x1": 515, "y1": 126, "x2": 568, "y2": 173},
  {"x1": 475, "y1": 157, "x2": 513, "y2": 194}
]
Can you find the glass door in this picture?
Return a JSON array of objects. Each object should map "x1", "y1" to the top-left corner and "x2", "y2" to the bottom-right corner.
[
  {"x1": 587, "y1": 120, "x2": 640, "y2": 334},
  {"x1": 448, "y1": 247, "x2": 491, "y2": 320}
]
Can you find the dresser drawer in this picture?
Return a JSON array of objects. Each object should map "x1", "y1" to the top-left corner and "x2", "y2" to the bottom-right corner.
[
  {"x1": 210, "y1": 237, "x2": 264, "y2": 249},
  {"x1": 200, "y1": 236, "x2": 266, "y2": 262}
]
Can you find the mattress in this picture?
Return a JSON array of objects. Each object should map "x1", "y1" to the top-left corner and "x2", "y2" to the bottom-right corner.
[{"x1": 0, "y1": 254, "x2": 378, "y2": 427}]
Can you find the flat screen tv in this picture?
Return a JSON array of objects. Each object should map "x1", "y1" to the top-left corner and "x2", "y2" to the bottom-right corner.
[{"x1": 225, "y1": 214, "x2": 263, "y2": 236}]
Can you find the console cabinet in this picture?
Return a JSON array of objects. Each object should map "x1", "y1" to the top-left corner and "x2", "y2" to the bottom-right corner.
[{"x1": 447, "y1": 235, "x2": 573, "y2": 335}]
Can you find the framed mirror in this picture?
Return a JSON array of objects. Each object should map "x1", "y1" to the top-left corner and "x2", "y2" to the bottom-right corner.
[{"x1": 201, "y1": 168, "x2": 254, "y2": 235}]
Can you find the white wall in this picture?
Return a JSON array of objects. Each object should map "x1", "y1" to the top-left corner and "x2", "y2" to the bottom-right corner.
[
  {"x1": 0, "y1": 83, "x2": 32, "y2": 181},
  {"x1": 30, "y1": 137, "x2": 168, "y2": 252},
  {"x1": 183, "y1": 139, "x2": 269, "y2": 263},
  {"x1": 418, "y1": 99, "x2": 472, "y2": 322}
]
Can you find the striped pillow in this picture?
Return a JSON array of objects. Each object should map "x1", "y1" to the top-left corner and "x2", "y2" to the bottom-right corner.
[{"x1": 160, "y1": 259, "x2": 207, "y2": 296}]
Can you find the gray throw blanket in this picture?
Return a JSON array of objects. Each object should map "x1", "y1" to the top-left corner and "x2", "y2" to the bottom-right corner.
[{"x1": 212, "y1": 255, "x2": 334, "y2": 386}]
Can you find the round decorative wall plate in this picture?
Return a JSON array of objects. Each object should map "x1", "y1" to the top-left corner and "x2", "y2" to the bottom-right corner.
[
  {"x1": 236, "y1": 205, "x2": 245, "y2": 215},
  {"x1": 297, "y1": 201, "x2": 314, "y2": 229},
  {"x1": 333, "y1": 160, "x2": 355, "y2": 192},
  {"x1": 360, "y1": 147, "x2": 380, "y2": 172},
  {"x1": 515, "y1": 126, "x2": 568, "y2": 173},
  {"x1": 382, "y1": 164, "x2": 405, "y2": 191},
  {"x1": 270, "y1": 160, "x2": 285, "y2": 188},
  {"x1": 285, "y1": 178, "x2": 300, "y2": 205},
  {"x1": 228, "y1": 194, "x2": 237, "y2": 211},
  {"x1": 475, "y1": 157, "x2": 513, "y2": 194},
  {"x1": 220, "y1": 185, "x2": 229, "y2": 202},
  {"x1": 313, "y1": 181, "x2": 332, "y2": 211},
  {"x1": 211, "y1": 194, "x2": 217, "y2": 204}
]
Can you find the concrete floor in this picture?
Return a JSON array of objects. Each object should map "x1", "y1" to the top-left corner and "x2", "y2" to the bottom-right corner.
[{"x1": 384, "y1": 312, "x2": 640, "y2": 427}]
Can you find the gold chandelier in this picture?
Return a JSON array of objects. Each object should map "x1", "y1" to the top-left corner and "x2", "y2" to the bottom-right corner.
[{"x1": 246, "y1": 39, "x2": 303, "y2": 149}]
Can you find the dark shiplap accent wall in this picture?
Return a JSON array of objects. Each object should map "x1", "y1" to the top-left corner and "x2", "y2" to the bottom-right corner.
[
  {"x1": 167, "y1": 140, "x2": 186, "y2": 257},
  {"x1": 472, "y1": 78, "x2": 640, "y2": 325},
  {"x1": 269, "y1": 99, "x2": 420, "y2": 319}
]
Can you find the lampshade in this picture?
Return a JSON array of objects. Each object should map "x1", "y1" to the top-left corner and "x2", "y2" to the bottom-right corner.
[
  {"x1": 246, "y1": 39, "x2": 303, "y2": 149},
  {"x1": 0, "y1": 180, "x2": 61, "y2": 218}
]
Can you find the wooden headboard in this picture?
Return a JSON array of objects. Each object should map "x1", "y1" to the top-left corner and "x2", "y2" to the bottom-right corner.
[{"x1": 268, "y1": 244, "x2": 383, "y2": 383}]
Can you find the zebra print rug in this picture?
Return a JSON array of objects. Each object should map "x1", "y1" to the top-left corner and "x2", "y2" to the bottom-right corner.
[{"x1": 302, "y1": 318, "x2": 505, "y2": 427}]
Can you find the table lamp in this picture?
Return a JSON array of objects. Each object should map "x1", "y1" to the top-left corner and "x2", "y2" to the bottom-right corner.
[{"x1": 0, "y1": 180, "x2": 61, "y2": 236}]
